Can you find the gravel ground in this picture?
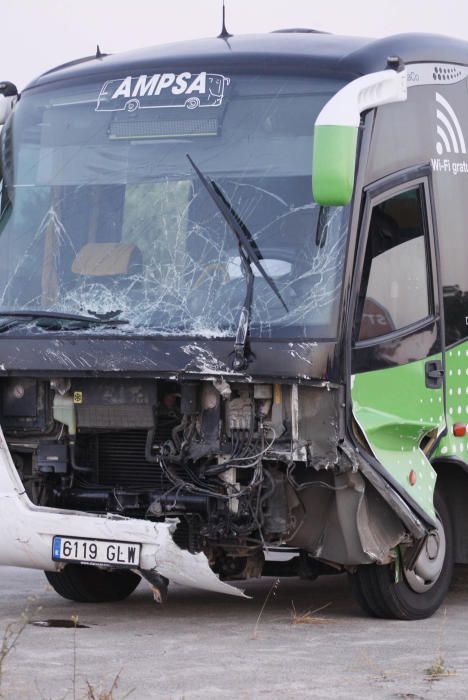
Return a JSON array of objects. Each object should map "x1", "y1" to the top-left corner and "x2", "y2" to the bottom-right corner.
[{"x1": 0, "y1": 564, "x2": 467, "y2": 699}]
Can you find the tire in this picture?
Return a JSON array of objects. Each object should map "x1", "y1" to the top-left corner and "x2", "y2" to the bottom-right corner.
[
  {"x1": 350, "y1": 490, "x2": 453, "y2": 620},
  {"x1": 45, "y1": 565, "x2": 141, "y2": 603}
]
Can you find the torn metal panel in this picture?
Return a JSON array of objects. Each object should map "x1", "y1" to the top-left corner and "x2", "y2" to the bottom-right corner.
[
  {"x1": 286, "y1": 470, "x2": 405, "y2": 565},
  {"x1": 290, "y1": 385, "x2": 341, "y2": 467},
  {"x1": 355, "y1": 476, "x2": 406, "y2": 564},
  {"x1": 144, "y1": 522, "x2": 247, "y2": 597},
  {"x1": 340, "y1": 439, "x2": 430, "y2": 539}
]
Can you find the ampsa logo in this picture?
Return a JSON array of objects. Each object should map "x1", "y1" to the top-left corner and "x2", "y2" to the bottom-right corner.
[
  {"x1": 95, "y1": 72, "x2": 230, "y2": 113},
  {"x1": 435, "y1": 92, "x2": 466, "y2": 155}
]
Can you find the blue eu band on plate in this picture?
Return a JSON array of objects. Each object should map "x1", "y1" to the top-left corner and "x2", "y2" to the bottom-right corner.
[{"x1": 52, "y1": 536, "x2": 140, "y2": 567}]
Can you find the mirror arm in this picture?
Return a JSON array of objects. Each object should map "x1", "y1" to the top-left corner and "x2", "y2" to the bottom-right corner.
[
  {"x1": 0, "y1": 82, "x2": 18, "y2": 127},
  {"x1": 312, "y1": 64, "x2": 407, "y2": 206}
]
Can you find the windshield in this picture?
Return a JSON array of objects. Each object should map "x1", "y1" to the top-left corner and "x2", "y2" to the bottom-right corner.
[{"x1": 0, "y1": 70, "x2": 349, "y2": 339}]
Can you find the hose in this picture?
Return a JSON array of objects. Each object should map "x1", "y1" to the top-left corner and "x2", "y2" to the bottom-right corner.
[{"x1": 69, "y1": 442, "x2": 93, "y2": 473}]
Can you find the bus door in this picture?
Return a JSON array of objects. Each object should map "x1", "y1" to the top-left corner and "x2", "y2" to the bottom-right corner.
[{"x1": 350, "y1": 175, "x2": 445, "y2": 520}]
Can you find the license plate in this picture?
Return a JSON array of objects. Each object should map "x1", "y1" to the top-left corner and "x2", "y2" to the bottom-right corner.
[{"x1": 52, "y1": 536, "x2": 140, "y2": 567}]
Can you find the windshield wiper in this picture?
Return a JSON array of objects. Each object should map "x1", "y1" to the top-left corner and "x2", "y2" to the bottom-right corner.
[
  {"x1": 187, "y1": 154, "x2": 288, "y2": 369},
  {"x1": 0, "y1": 309, "x2": 129, "y2": 332}
]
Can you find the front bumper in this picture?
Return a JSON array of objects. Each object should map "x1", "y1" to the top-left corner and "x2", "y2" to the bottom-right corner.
[{"x1": 0, "y1": 428, "x2": 245, "y2": 597}]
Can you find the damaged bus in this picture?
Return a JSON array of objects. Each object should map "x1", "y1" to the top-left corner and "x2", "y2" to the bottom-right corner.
[{"x1": 0, "y1": 30, "x2": 467, "y2": 619}]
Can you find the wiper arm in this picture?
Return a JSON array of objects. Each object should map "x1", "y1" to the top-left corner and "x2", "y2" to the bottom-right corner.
[
  {"x1": 187, "y1": 154, "x2": 288, "y2": 369},
  {"x1": 0, "y1": 309, "x2": 129, "y2": 331},
  {"x1": 233, "y1": 247, "x2": 255, "y2": 370},
  {"x1": 187, "y1": 155, "x2": 288, "y2": 311}
]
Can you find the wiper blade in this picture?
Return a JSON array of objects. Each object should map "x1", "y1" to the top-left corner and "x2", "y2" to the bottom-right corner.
[
  {"x1": 0, "y1": 309, "x2": 129, "y2": 331},
  {"x1": 186, "y1": 155, "x2": 288, "y2": 312},
  {"x1": 187, "y1": 155, "x2": 288, "y2": 370},
  {"x1": 233, "y1": 247, "x2": 255, "y2": 370}
]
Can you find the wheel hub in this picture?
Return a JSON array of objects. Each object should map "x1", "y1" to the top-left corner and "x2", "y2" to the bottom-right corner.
[
  {"x1": 425, "y1": 533, "x2": 439, "y2": 559},
  {"x1": 403, "y1": 514, "x2": 446, "y2": 593}
]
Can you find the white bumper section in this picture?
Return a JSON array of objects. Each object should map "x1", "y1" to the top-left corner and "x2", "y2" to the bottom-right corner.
[{"x1": 0, "y1": 428, "x2": 245, "y2": 597}]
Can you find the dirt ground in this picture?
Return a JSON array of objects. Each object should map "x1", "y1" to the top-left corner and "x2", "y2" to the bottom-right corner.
[{"x1": 0, "y1": 564, "x2": 467, "y2": 699}]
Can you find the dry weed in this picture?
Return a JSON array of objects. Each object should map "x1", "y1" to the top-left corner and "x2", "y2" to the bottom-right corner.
[
  {"x1": 0, "y1": 597, "x2": 41, "y2": 693},
  {"x1": 424, "y1": 608, "x2": 456, "y2": 682},
  {"x1": 251, "y1": 578, "x2": 280, "y2": 639},
  {"x1": 290, "y1": 601, "x2": 334, "y2": 625},
  {"x1": 85, "y1": 671, "x2": 134, "y2": 700}
]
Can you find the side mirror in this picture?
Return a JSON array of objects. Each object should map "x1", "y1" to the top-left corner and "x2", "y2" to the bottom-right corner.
[
  {"x1": 312, "y1": 66, "x2": 407, "y2": 206},
  {"x1": 0, "y1": 82, "x2": 18, "y2": 126}
]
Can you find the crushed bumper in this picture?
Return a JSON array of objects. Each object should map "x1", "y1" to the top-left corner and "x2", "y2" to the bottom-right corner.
[{"x1": 0, "y1": 430, "x2": 245, "y2": 598}]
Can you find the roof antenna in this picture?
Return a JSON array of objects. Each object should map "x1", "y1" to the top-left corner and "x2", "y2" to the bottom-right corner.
[
  {"x1": 218, "y1": 0, "x2": 232, "y2": 39},
  {"x1": 96, "y1": 44, "x2": 103, "y2": 59}
]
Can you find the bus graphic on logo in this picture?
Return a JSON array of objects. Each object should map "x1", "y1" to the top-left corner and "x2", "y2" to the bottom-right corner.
[
  {"x1": 96, "y1": 72, "x2": 230, "y2": 113},
  {"x1": 435, "y1": 92, "x2": 466, "y2": 155}
]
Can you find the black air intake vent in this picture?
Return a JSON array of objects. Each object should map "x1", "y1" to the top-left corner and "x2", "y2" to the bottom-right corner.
[
  {"x1": 78, "y1": 405, "x2": 154, "y2": 429},
  {"x1": 96, "y1": 426, "x2": 181, "y2": 489},
  {"x1": 72, "y1": 379, "x2": 156, "y2": 430},
  {"x1": 97, "y1": 430, "x2": 161, "y2": 488}
]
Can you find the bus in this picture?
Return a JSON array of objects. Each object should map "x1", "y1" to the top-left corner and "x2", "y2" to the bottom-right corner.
[{"x1": 0, "y1": 29, "x2": 466, "y2": 619}]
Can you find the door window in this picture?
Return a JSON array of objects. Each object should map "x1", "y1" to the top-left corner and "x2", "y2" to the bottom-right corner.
[{"x1": 356, "y1": 187, "x2": 431, "y2": 342}]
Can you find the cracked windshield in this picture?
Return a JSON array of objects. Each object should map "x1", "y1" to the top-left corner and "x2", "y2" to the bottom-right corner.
[{"x1": 0, "y1": 71, "x2": 348, "y2": 338}]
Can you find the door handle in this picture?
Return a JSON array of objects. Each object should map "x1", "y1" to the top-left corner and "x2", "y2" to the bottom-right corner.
[{"x1": 425, "y1": 360, "x2": 444, "y2": 389}]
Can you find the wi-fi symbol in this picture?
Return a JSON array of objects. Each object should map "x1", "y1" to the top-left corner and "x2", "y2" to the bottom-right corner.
[{"x1": 436, "y1": 92, "x2": 466, "y2": 155}]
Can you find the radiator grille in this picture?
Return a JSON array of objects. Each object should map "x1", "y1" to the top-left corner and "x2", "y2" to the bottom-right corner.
[{"x1": 96, "y1": 423, "x2": 176, "y2": 489}]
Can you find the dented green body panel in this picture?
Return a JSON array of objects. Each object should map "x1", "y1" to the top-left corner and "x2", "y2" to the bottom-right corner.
[
  {"x1": 351, "y1": 355, "x2": 443, "y2": 519},
  {"x1": 353, "y1": 343, "x2": 468, "y2": 521}
]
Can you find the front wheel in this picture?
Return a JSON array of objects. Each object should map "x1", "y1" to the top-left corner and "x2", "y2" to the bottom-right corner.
[
  {"x1": 45, "y1": 565, "x2": 141, "y2": 603},
  {"x1": 350, "y1": 490, "x2": 453, "y2": 620}
]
